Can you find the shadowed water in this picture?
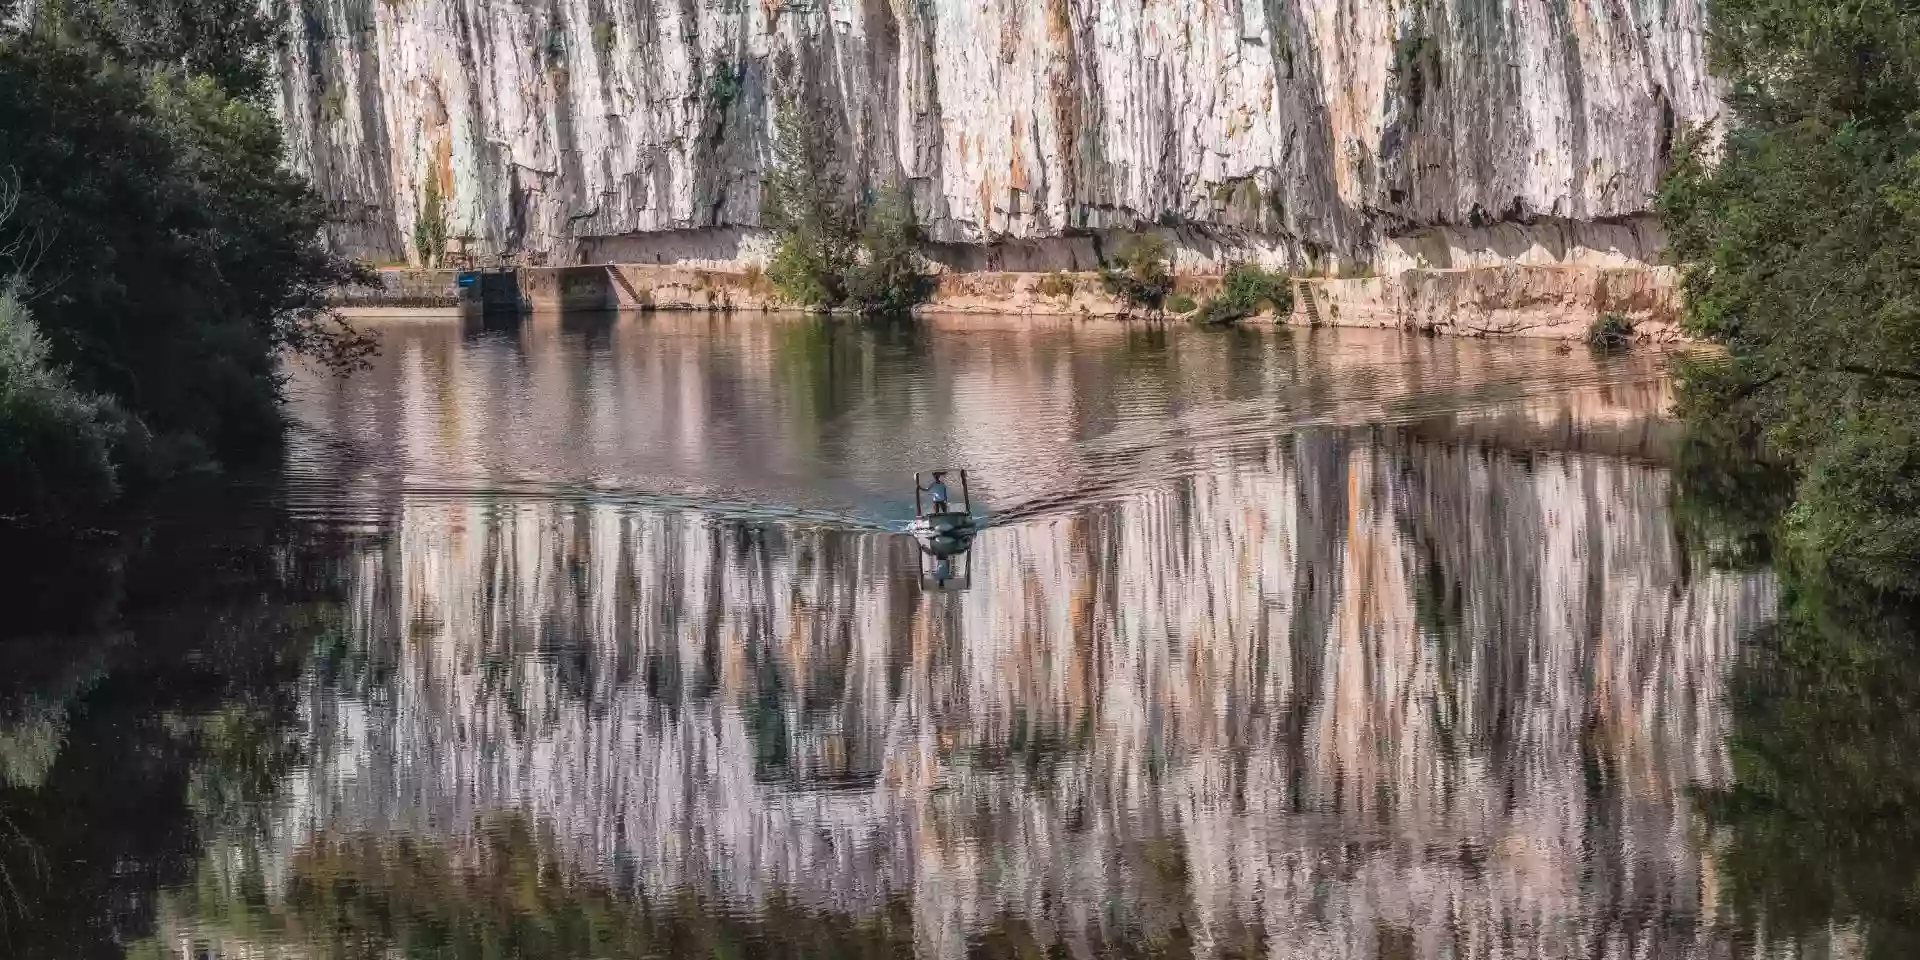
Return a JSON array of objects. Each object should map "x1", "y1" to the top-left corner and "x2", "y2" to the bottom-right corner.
[{"x1": 5, "y1": 315, "x2": 1898, "y2": 959}]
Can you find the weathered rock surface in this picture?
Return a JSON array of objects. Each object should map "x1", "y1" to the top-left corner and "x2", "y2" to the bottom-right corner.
[
  {"x1": 279, "y1": 0, "x2": 1719, "y2": 269},
  {"x1": 1298, "y1": 264, "x2": 1685, "y2": 338}
]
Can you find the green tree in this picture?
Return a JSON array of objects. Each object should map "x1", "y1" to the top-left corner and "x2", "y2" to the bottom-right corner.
[
  {"x1": 1100, "y1": 235, "x2": 1175, "y2": 316},
  {"x1": 1658, "y1": 0, "x2": 1920, "y2": 594},
  {"x1": 414, "y1": 171, "x2": 447, "y2": 268},
  {"x1": 762, "y1": 94, "x2": 859, "y2": 309},
  {"x1": 0, "y1": 22, "x2": 371, "y2": 514},
  {"x1": 761, "y1": 95, "x2": 933, "y2": 316},
  {"x1": 842, "y1": 187, "x2": 934, "y2": 315}
]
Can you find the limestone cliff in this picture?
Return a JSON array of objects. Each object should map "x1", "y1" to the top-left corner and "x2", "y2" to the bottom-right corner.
[{"x1": 279, "y1": 0, "x2": 1718, "y2": 270}]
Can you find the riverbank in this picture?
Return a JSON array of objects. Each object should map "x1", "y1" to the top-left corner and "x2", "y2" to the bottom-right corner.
[{"x1": 336, "y1": 262, "x2": 1683, "y2": 342}]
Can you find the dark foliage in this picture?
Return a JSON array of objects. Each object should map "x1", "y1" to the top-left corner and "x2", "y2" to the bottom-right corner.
[
  {"x1": 0, "y1": 517, "x2": 340, "y2": 959},
  {"x1": 43, "y1": 0, "x2": 281, "y2": 102},
  {"x1": 0, "y1": 291, "x2": 123, "y2": 516},
  {"x1": 1657, "y1": 0, "x2": 1920, "y2": 593},
  {"x1": 0, "y1": 9, "x2": 372, "y2": 516}
]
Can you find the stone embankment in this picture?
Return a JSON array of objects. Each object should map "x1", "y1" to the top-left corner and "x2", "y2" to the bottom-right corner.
[{"x1": 336, "y1": 263, "x2": 1681, "y2": 341}]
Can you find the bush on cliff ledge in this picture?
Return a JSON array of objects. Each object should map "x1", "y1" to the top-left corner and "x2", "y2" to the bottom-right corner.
[
  {"x1": 1099, "y1": 235, "x2": 1175, "y2": 317},
  {"x1": 1195, "y1": 263, "x2": 1291, "y2": 326}
]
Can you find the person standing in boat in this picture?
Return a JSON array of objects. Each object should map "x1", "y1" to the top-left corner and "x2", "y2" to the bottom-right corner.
[{"x1": 922, "y1": 471, "x2": 951, "y2": 514}]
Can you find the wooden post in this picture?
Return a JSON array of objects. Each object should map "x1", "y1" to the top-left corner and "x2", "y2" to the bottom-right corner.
[
  {"x1": 914, "y1": 472, "x2": 924, "y2": 518},
  {"x1": 958, "y1": 470, "x2": 971, "y2": 514}
]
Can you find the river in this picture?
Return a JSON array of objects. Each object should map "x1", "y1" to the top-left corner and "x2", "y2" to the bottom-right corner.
[{"x1": 0, "y1": 315, "x2": 1909, "y2": 958}]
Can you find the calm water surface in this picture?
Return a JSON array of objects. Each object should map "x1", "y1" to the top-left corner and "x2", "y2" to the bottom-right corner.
[{"x1": 3, "y1": 315, "x2": 1908, "y2": 958}]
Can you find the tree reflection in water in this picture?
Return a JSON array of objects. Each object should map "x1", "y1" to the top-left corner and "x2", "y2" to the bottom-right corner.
[
  {"x1": 0, "y1": 516, "x2": 343, "y2": 960},
  {"x1": 1677, "y1": 431, "x2": 1920, "y2": 957},
  {"x1": 1706, "y1": 584, "x2": 1920, "y2": 958}
]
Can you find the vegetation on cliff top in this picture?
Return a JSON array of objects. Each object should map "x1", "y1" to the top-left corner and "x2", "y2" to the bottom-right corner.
[
  {"x1": 0, "y1": 2, "x2": 370, "y2": 519},
  {"x1": 1659, "y1": 0, "x2": 1920, "y2": 595}
]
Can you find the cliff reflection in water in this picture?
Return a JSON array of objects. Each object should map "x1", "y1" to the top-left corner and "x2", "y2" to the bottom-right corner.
[{"x1": 261, "y1": 431, "x2": 1773, "y2": 957}]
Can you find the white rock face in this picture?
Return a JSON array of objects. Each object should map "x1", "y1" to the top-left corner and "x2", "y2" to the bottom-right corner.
[{"x1": 278, "y1": 0, "x2": 1720, "y2": 267}]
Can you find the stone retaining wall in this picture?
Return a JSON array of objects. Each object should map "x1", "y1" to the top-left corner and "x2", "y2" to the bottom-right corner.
[
  {"x1": 330, "y1": 268, "x2": 462, "y2": 308},
  {"x1": 335, "y1": 264, "x2": 1683, "y2": 341},
  {"x1": 1297, "y1": 265, "x2": 1684, "y2": 341}
]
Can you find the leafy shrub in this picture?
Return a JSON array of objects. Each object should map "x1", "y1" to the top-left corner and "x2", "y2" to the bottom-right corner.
[
  {"x1": 0, "y1": 290, "x2": 120, "y2": 515},
  {"x1": 1166, "y1": 293, "x2": 1196, "y2": 314},
  {"x1": 1036, "y1": 271, "x2": 1075, "y2": 299},
  {"x1": 766, "y1": 232, "x2": 845, "y2": 308},
  {"x1": 1585, "y1": 311, "x2": 1634, "y2": 350},
  {"x1": 842, "y1": 188, "x2": 934, "y2": 316},
  {"x1": 1780, "y1": 410, "x2": 1920, "y2": 594},
  {"x1": 1194, "y1": 262, "x2": 1291, "y2": 325},
  {"x1": 1099, "y1": 235, "x2": 1174, "y2": 315}
]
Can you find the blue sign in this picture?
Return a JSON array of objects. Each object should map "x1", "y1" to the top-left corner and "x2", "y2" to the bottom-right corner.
[{"x1": 456, "y1": 273, "x2": 477, "y2": 288}]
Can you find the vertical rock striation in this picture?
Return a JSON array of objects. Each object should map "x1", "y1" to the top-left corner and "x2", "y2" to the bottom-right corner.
[{"x1": 279, "y1": 0, "x2": 1719, "y2": 269}]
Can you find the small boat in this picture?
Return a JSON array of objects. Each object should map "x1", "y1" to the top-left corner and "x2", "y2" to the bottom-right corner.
[
  {"x1": 911, "y1": 510, "x2": 977, "y2": 538},
  {"x1": 912, "y1": 470, "x2": 979, "y2": 571}
]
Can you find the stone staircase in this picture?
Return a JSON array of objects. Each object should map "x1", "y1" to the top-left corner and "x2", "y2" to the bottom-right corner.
[{"x1": 1294, "y1": 281, "x2": 1323, "y2": 325}]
